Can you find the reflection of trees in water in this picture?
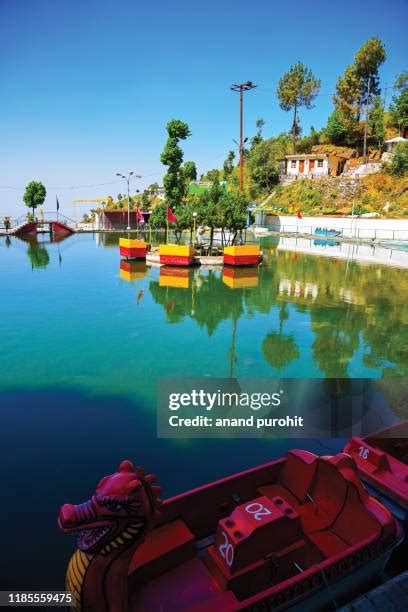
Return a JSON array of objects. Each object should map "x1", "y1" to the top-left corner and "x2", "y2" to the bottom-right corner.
[
  {"x1": 262, "y1": 303, "x2": 300, "y2": 370},
  {"x1": 149, "y1": 270, "x2": 244, "y2": 334},
  {"x1": 27, "y1": 240, "x2": 50, "y2": 270},
  {"x1": 309, "y1": 305, "x2": 362, "y2": 378},
  {"x1": 148, "y1": 251, "x2": 408, "y2": 378}
]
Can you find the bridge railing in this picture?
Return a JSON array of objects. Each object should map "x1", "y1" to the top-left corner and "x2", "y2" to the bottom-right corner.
[{"x1": 38, "y1": 212, "x2": 78, "y2": 229}]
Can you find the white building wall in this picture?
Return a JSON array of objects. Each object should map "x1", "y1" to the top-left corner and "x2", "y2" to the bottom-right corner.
[
  {"x1": 286, "y1": 158, "x2": 329, "y2": 176},
  {"x1": 264, "y1": 214, "x2": 408, "y2": 240}
]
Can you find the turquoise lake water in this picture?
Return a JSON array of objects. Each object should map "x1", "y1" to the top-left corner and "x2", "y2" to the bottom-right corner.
[{"x1": 1, "y1": 231, "x2": 407, "y2": 589}]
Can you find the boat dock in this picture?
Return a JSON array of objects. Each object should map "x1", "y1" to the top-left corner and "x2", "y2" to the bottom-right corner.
[{"x1": 340, "y1": 570, "x2": 408, "y2": 612}]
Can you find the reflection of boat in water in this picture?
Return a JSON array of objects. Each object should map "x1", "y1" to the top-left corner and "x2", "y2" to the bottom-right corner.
[
  {"x1": 314, "y1": 228, "x2": 342, "y2": 237},
  {"x1": 313, "y1": 239, "x2": 341, "y2": 247},
  {"x1": 159, "y1": 266, "x2": 191, "y2": 289},
  {"x1": 344, "y1": 420, "x2": 408, "y2": 520},
  {"x1": 59, "y1": 451, "x2": 402, "y2": 611},
  {"x1": 119, "y1": 260, "x2": 148, "y2": 282},
  {"x1": 223, "y1": 266, "x2": 259, "y2": 289}
]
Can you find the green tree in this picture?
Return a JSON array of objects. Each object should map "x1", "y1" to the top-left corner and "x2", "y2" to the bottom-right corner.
[
  {"x1": 389, "y1": 71, "x2": 408, "y2": 135},
  {"x1": 277, "y1": 62, "x2": 321, "y2": 153},
  {"x1": 198, "y1": 180, "x2": 225, "y2": 249},
  {"x1": 203, "y1": 168, "x2": 221, "y2": 182},
  {"x1": 218, "y1": 192, "x2": 250, "y2": 244},
  {"x1": 160, "y1": 119, "x2": 192, "y2": 209},
  {"x1": 250, "y1": 118, "x2": 266, "y2": 148},
  {"x1": 23, "y1": 181, "x2": 46, "y2": 219},
  {"x1": 141, "y1": 190, "x2": 150, "y2": 210},
  {"x1": 386, "y1": 141, "x2": 408, "y2": 176},
  {"x1": 368, "y1": 95, "x2": 386, "y2": 149},
  {"x1": 325, "y1": 110, "x2": 348, "y2": 145},
  {"x1": 148, "y1": 182, "x2": 160, "y2": 196},
  {"x1": 182, "y1": 160, "x2": 197, "y2": 196},
  {"x1": 247, "y1": 140, "x2": 279, "y2": 193},
  {"x1": 223, "y1": 151, "x2": 235, "y2": 178},
  {"x1": 296, "y1": 126, "x2": 321, "y2": 153},
  {"x1": 150, "y1": 202, "x2": 167, "y2": 228},
  {"x1": 333, "y1": 38, "x2": 386, "y2": 147},
  {"x1": 247, "y1": 133, "x2": 290, "y2": 196}
]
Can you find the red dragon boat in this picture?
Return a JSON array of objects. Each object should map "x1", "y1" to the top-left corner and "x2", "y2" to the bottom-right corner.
[
  {"x1": 59, "y1": 450, "x2": 402, "y2": 612},
  {"x1": 344, "y1": 420, "x2": 408, "y2": 521}
]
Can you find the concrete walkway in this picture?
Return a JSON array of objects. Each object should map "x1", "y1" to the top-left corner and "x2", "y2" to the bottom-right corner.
[{"x1": 340, "y1": 571, "x2": 408, "y2": 612}]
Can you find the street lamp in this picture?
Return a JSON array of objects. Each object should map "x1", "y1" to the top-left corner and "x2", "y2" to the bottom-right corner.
[
  {"x1": 115, "y1": 171, "x2": 142, "y2": 231},
  {"x1": 192, "y1": 211, "x2": 198, "y2": 246}
]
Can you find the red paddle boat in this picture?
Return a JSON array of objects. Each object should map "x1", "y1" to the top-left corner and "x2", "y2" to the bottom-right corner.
[
  {"x1": 58, "y1": 450, "x2": 402, "y2": 612},
  {"x1": 344, "y1": 420, "x2": 408, "y2": 521}
]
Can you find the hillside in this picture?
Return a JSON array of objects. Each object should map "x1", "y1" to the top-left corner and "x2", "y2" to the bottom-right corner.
[{"x1": 267, "y1": 173, "x2": 408, "y2": 218}]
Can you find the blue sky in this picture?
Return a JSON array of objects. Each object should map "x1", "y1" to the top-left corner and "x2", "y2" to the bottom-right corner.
[{"x1": 1, "y1": 0, "x2": 407, "y2": 217}]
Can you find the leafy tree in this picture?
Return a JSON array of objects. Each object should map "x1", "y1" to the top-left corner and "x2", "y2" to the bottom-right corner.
[
  {"x1": 141, "y1": 190, "x2": 151, "y2": 209},
  {"x1": 325, "y1": 110, "x2": 348, "y2": 145},
  {"x1": 247, "y1": 140, "x2": 279, "y2": 193},
  {"x1": 149, "y1": 202, "x2": 167, "y2": 228},
  {"x1": 247, "y1": 133, "x2": 290, "y2": 195},
  {"x1": 182, "y1": 160, "x2": 197, "y2": 196},
  {"x1": 160, "y1": 119, "x2": 192, "y2": 208},
  {"x1": 203, "y1": 168, "x2": 221, "y2": 182},
  {"x1": 23, "y1": 181, "x2": 46, "y2": 218},
  {"x1": 368, "y1": 95, "x2": 386, "y2": 149},
  {"x1": 218, "y1": 192, "x2": 250, "y2": 244},
  {"x1": 117, "y1": 193, "x2": 122, "y2": 201},
  {"x1": 296, "y1": 126, "x2": 321, "y2": 153},
  {"x1": 333, "y1": 38, "x2": 386, "y2": 147},
  {"x1": 277, "y1": 62, "x2": 321, "y2": 153},
  {"x1": 250, "y1": 118, "x2": 265, "y2": 148},
  {"x1": 223, "y1": 151, "x2": 235, "y2": 178},
  {"x1": 386, "y1": 141, "x2": 408, "y2": 176},
  {"x1": 198, "y1": 180, "x2": 225, "y2": 249},
  {"x1": 148, "y1": 182, "x2": 160, "y2": 196},
  {"x1": 389, "y1": 71, "x2": 408, "y2": 135}
]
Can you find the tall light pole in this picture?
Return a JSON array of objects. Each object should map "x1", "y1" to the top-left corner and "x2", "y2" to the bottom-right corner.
[
  {"x1": 230, "y1": 81, "x2": 257, "y2": 191},
  {"x1": 115, "y1": 171, "x2": 142, "y2": 231}
]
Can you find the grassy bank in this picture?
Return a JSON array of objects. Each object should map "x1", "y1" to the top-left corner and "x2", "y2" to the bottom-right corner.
[{"x1": 268, "y1": 173, "x2": 408, "y2": 218}]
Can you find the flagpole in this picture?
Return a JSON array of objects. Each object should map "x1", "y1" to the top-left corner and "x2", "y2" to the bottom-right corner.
[
  {"x1": 166, "y1": 217, "x2": 169, "y2": 244},
  {"x1": 136, "y1": 206, "x2": 139, "y2": 239}
]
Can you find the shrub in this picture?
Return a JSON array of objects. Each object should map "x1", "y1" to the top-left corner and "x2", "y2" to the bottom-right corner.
[{"x1": 386, "y1": 142, "x2": 408, "y2": 176}]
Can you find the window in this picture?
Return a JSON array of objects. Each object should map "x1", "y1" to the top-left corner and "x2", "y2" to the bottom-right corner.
[
  {"x1": 291, "y1": 160, "x2": 296, "y2": 168},
  {"x1": 318, "y1": 160, "x2": 324, "y2": 168}
]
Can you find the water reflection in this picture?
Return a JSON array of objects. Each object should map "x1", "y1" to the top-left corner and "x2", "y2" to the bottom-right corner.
[
  {"x1": 144, "y1": 244, "x2": 408, "y2": 378},
  {"x1": 119, "y1": 259, "x2": 148, "y2": 283},
  {"x1": 20, "y1": 237, "x2": 51, "y2": 270}
]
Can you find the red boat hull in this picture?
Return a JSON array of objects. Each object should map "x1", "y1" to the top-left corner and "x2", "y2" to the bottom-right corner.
[
  {"x1": 127, "y1": 451, "x2": 401, "y2": 611},
  {"x1": 344, "y1": 421, "x2": 408, "y2": 520}
]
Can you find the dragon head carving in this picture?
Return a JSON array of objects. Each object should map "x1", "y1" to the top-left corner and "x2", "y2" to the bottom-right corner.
[{"x1": 58, "y1": 460, "x2": 162, "y2": 554}]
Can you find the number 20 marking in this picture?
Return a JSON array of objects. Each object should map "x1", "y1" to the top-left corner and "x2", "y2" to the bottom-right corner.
[
  {"x1": 219, "y1": 532, "x2": 234, "y2": 567},
  {"x1": 245, "y1": 502, "x2": 272, "y2": 521}
]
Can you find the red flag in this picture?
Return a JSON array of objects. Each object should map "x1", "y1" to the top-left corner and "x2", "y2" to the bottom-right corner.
[
  {"x1": 297, "y1": 210, "x2": 303, "y2": 219},
  {"x1": 136, "y1": 208, "x2": 144, "y2": 222},
  {"x1": 167, "y1": 207, "x2": 177, "y2": 223}
]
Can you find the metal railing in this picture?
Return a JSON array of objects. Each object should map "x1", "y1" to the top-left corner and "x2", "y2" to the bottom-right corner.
[
  {"x1": 3, "y1": 212, "x2": 79, "y2": 232},
  {"x1": 263, "y1": 223, "x2": 408, "y2": 242}
]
